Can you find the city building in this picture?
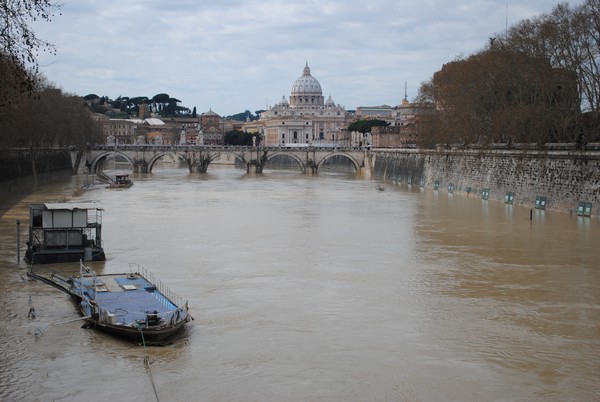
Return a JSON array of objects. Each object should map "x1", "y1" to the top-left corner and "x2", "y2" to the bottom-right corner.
[
  {"x1": 351, "y1": 98, "x2": 433, "y2": 148},
  {"x1": 201, "y1": 109, "x2": 224, "y2": 145},
  {"x1": 245, "y1": 63, "x2": 355, "y2": 147},
  {"x1": 101, "y1": 117, "x2": 180, "y2": 145},
  {"x1": 369, "y1": 99, "x2": 433, "y2": 148},
  {"x1": 99, "y1": 117, "x2": 138, "y2": 145},
  {"x1": 355, "y1": 105, "x2": 393, "y2": 120},
  {"x1": 163, "y1": 116, "x2": 201, "y2": 145},
  {"x1": 143, "y1": 118, "x2": 174, "y2": 145}
]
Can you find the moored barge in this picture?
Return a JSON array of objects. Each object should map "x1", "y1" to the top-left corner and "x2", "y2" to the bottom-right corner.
[{"x1": 27, "y1": 262, "x2": 191, "y2": 345}]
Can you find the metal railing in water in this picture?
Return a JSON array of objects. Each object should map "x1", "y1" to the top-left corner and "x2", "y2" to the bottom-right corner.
[
  {"x1": 131, "y1": 263, "x2": 188, "y2": 310},
  {"x1": 30, "y1": 228, "x2": 100, "y2": 249}
]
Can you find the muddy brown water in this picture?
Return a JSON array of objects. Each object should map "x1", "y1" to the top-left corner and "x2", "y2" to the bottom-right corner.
[{"x1": 1, "y1": 165, "x2": 598, "y2": 401}]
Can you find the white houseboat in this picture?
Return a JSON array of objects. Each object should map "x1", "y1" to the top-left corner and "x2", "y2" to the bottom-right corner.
[{"x1": 24, "y1": 201, "x2": 106, "y2": 264}]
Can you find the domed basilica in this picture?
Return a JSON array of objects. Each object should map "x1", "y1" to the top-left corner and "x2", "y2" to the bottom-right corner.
[{"x1": 246, "y1": 63, "x2": 354, "y2": 146}]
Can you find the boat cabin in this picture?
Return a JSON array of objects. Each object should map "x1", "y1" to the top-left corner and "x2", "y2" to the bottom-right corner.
[
  {"x1": 25, "y1": 201, "x2": 106, "y2": 264},
  {"x1": 114, "y1": 174, "x2": 132, "y2": 187}
]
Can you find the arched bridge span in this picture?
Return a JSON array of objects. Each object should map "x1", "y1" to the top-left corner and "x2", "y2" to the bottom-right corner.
[
  {"x1": 79, "y1": 145, "x2": 372, "y2": 175},
  {"x1": 265, "y1": 150, "x2": 362, "y2": 173}
]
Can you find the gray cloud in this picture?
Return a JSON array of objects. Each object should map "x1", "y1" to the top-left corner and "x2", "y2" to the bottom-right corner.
[{"x1": 33, "y1": 0, "x2": 585, "y2": 115}]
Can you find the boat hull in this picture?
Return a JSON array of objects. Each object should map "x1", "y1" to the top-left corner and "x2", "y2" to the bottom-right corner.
[
  {"x1": 107, "y1": 183, "x2": 133, "y2": 189},
  {"x1": 87, "y1": 318, "x2": 188, "y2": 346},
  {"x1": 24, "y1": 247, "x2": 106, "y2": 264}
]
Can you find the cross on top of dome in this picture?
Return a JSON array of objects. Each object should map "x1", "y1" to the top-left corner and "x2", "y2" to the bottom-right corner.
[{"x1": 303, "y1": 62, "x2": 311, "y2": 75}]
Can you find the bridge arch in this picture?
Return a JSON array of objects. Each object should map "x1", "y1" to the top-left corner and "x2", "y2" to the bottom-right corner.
[
  {"x1": 147, "y1": 152, "x2": 189, "y2": 172},
  {"x1": 230, "y1": 151, "x2": 255, "y2": 167},
  {"x1": 316, "y1": 153, "x2": 360, "y2": 173},
  {"x1": 265, "y1": 152, "x2": 306, "y2": 172},
  {"x1": 89, "y1": 151, "x2": 136, "y2": 173}
]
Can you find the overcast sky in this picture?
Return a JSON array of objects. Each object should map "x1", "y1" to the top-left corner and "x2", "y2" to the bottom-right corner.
[{"x1": 32, "y1": 0, "x2": 584, "y2": 116}]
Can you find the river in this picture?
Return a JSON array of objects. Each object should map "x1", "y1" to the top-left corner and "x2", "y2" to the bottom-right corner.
[{"x1": 0, "y1": 164, "x2": 598, "y2": 402}]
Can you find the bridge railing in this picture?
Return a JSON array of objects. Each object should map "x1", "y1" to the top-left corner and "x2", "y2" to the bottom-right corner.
[{"x1": 92, "y1": 144, "x2": 370, "y2": 152}]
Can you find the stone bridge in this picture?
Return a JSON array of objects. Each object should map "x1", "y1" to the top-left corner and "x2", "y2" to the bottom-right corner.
[{"x1": 74, "y1": 145, "x2": 373, "y2": 175}]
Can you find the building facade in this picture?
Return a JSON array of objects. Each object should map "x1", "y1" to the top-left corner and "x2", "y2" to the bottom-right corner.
[
  {"x1": 356, "y1": 98, "x2": 433, "y2": 148},
  {"x1": 246, "y1": 63, "x2": 355, "y2": 147},
  {"x1": 200, "y1": 109, "x2": 224, "y2": 145},
  {"x1": 101, "y1": 117, "x2": 189, "y2": 145},
  {"x1": 355, "y1": 105, "x2": 393, "y2": 120}
]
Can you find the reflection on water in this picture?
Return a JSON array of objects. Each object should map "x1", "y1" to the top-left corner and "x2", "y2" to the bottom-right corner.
[{"x1": 1, "y1": 165, "x2": 598, "y2": 401}]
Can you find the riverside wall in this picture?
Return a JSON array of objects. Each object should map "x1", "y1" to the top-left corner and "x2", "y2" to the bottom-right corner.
[
  {"x1": 0, "y1": 149, "x2": 73, "y2": 196},
  {"x1": 372, "y1": 148, "x2": 599, "y2": 215}
]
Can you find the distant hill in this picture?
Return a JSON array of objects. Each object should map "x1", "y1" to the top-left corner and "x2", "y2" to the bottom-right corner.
[
  {"x1": 84, "y1": 93, "x2": 266, "y2": 122},
  {"x1": 83, "y1": 93, "x2": 193, "y2": 118}
]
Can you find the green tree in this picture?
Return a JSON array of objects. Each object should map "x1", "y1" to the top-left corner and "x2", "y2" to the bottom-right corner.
[
  {"x1": 347, "y1": 119, "x2": 389, "y2": 134},
  {"x1": 226, "y1": 110, "x2": 264, "y2": 121},
  {"x1": 112, "y1": 96, "x2": 129, "y2": 111},
  {"x1": 152, "y1": 93, "x2": 170, "y2": 104},
  {"x1": 223, "y1": 130, "x2": 254, "y2": 146},
  {"x1": 160, "y1": 97, "x2": 182, "y2": 116}
]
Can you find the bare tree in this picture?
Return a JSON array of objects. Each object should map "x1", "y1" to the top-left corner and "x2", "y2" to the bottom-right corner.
[
  {"x1": 0, "y1": 0, "x2": 61, "y2": 106},
  {"x1": 501, "y1": 0, "x2": 599, "y2": 142},
  {"x1": 416, "y1": 0, "x2": 600, "y2": 147},
  {"x1": 0, "y1": 81, "x2": 103, "y2": 149},
  {"x1": 416, "y1": 48, "x2": 579, "y2": 147}
]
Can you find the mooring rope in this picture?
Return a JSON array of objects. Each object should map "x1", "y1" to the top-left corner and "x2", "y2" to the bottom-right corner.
[
  {"x1": 30, "y1": 316, "x2": 91, "y2": 336},
  {"x1": 140, "y1": 329, "x2": 160, "y2": 402}
]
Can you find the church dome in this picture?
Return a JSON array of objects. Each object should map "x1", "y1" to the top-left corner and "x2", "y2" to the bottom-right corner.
[
  {"x1": 325, "y1": 95, "x2": 336, "y2": 107},
  {"x1": 289, "y1": 63, "x2": 324, "y2": 108},
  {"x1": 279, "y1": 95, "x2": 289, "y2": 107},
  {"x1": 291, "y1": 63, "x2": 322, "y2": 96}
]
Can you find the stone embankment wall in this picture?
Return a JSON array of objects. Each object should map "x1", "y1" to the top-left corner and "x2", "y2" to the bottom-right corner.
[
  {"x1": 0, "y1": 149, "x2": 73, "y2": 192},
  {"x1": 372, "y1": 148, "x2": 599, "y2": 215}
]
